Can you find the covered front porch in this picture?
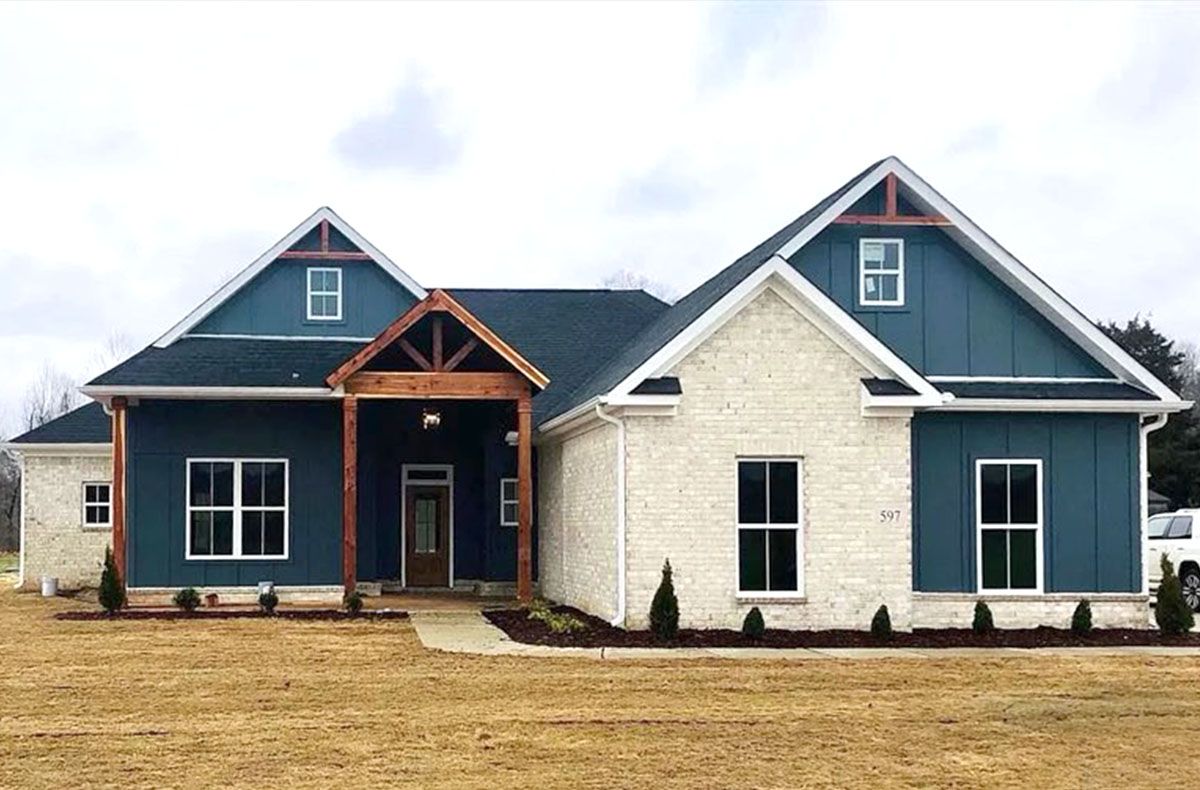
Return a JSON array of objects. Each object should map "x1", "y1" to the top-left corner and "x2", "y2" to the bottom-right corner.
[{"x1": 333, "y1": 288, "x2": 547, "y2": 600}]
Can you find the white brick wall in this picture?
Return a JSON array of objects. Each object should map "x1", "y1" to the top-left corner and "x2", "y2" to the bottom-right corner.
[
  {"x1": 623, "y1": 288, "x2": 913, "y2": 630},
  {"x1": 911, "y1": 595, "x2": 1149, "y2": 629},
  {"x1": 537, "y1": 422, "x2": 617, "y2": 620},
  {"x1": 20, "y1": 453, "x2": 113, "y2": 590}
]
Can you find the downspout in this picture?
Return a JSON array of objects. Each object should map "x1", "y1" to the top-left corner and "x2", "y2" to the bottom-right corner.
[
  {"x1": 15, "y1": 452, "x2": 26, "y2": 590},
  {"x1": 1140, "y1": 413, "x2": 1169, "y2": 596},
  {"x1": 594, "y1": 404, "x2": 626, "y2": 627}
]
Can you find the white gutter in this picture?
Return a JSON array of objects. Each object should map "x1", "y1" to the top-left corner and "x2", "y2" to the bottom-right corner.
[
  {"x1": 15, "y1": 452, "x2": 25, "y2": 590},
  {"x1": 1140, "y1": 413, "x2": 1170, "y2": 596},
  {"x1": 594, "y1": 404, "x2": 626, "y2": 628},
  {"x1": 931, "y1": 398, "x2": 1190, "y2": 414}
]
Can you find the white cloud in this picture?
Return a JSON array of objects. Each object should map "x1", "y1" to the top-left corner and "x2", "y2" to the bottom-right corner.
[{"x1": 0, "y1": 0, "x2": 1198, "y2": 433}]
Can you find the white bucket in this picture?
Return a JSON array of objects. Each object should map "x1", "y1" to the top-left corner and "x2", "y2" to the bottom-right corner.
[{"x1": 40, "y1": 576, "x2": 58, "y2": 597}]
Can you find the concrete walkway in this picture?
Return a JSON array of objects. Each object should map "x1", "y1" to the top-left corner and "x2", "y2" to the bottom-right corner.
[{"x1": 408, "y1": 611, "x2": 1200, "y2": 660}]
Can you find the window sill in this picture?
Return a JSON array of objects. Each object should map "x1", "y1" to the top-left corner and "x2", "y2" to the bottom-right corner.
[
  {"x1": 185, "y1": 556, "x2": 290, "y2": 562},
  {"x1": 913, "y1": 591, "x2": 1148, "y2": 602},
  {"x1": 736, "y1": 594, "x2": 807, "y2": 605},
  {"x1": 303, "y1": 319, "x2": 346, "y2": 326},
  {"x1": 81, "y1": 525, "x2": 112, "y2": 531}
]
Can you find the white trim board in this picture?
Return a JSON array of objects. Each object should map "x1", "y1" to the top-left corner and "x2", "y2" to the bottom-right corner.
[
  {"x1": 3, "y1": 442, "x2": 113, "y2": 456},
  {"x1": 605, "y1": 255, "x2": 943, "y2": 406},
  {"x1": 153, "y1": 207, "x2": 427, "y2": 347},
  {"x1": 774, "y1": 157, "x2": 1185, "y2": 405}
]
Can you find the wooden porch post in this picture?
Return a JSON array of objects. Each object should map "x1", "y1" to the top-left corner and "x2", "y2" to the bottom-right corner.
[
  {"x1": 111, "y1": 397, "x2": 127, "y2": 583},
  {"x1": 342, "y1": 396, "x2": 358, "y2": 593},
  {"x1": 517, "y1": 388, "x2": 533, "y2": 602}
]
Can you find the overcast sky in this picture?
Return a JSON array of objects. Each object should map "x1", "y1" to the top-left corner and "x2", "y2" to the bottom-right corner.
[{"x1": 1, "y1": 1, "x2": 1198, "y2": 436}]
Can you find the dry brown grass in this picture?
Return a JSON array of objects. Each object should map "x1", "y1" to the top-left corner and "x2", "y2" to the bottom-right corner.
[{"x1": 2, "y1": 585, "x2": 1199, "y2": 789}]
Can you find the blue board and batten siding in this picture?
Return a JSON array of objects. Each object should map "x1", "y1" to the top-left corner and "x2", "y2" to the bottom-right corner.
[
  {"x1": 126, "y1": 400, "x2": 344, "y2": 588},
  {"x1": 192, "y1": 226, "x2": 417, "y2": 338},
  {"x1": 125, "y1": 399, "x2": 529, "y2": 588},
  {"x1": 789, "y1": 225, "x2": 1108, "y2": 377},
  {"x1": 912, "y1": 412, "x2": 1141, "y2": 593}
]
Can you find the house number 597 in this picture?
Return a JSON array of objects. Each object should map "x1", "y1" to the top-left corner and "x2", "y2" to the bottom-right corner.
[{"x1": 880, "y1": 509, "x2": 902, "y2": 523}]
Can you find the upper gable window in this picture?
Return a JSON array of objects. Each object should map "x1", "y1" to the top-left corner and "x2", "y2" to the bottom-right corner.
[
  {"x1": 858, "y1": 239, "x2": 904, "y2": 307},
  {"x1": 307, "y1": 267, "x2": 343, "y2": 321}
]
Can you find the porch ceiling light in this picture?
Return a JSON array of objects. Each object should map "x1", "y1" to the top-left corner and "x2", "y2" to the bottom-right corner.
[{"x1": 421, "y1": 408, "x2": 442, "y2": 431}]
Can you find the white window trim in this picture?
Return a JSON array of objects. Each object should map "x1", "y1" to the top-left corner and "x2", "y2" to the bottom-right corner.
[
  {"x1": 81, "y1": 481, "x2": 112, "y2": 529},
  {"x1": 858, "y1": 238, "x2": 905, "y2": 307},
  {"x1": 975, "y1": 458, "x2": 1044, "y2": 594},
  {"x1": 499, "y1": 477, "x2": 518, "y2": 527},
  {"x1": 185, "y1": 458, "x2": 290, "y2": 561},
  {"x1": 306, "y1": 267, "x2": 343, "y2": 321},
  {"x1": 735, "y1": 457, "x2": 804, "y2": 599}
]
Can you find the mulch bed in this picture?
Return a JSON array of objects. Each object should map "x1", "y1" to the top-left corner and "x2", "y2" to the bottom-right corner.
[
  {"x1": 486, "y1": 606, "x2": 1200, "y2": 649},
  {"x1": 56, "y1": 609, "x2": 409, "y2": 622}
]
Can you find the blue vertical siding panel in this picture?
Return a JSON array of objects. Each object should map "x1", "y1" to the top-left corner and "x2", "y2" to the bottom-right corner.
[
  {"x1": 913, "y1": 413, "x2": 1139, "y2": 594},
  {"x1": 192, "y1": 257, "x2": 417, "y2": 338},
  {"x1": 787, "y1": 225, "x2": 1109, "y2": 377}
]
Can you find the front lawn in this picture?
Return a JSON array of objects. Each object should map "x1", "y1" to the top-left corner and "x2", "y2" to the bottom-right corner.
[{"x1": 1, "y1": 586, "x2": 1197, "y2": 788}]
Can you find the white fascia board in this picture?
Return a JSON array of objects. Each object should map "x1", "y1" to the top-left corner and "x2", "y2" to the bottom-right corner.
[
  {"x1": 152, "y1": 207, "x2": 426, "y2": 348},
  {"x1": 3, "y1": 442, "x2": 112, "y2": 456},
  {"x1": 926, "y1": 375, "x2": 1123, "y2": 384},
  {"x1": 183, "y1": 333, "x2": 376, "y2": 343},
  {"x1": 80, "y1": 385, "x2": 336, "y2": 400},
  {"x1": 604, "y1": 256, "x2": 938, "y2": 403},
  {"x1": 930, "y1": 398, "x2": 1191, "y2": 414},
  {"x1": 773, "y1": 156, "x2": 1183, "y2": 403},
  {"x1": 600, "y1": 393, "x2": 681, "y2": 408}
]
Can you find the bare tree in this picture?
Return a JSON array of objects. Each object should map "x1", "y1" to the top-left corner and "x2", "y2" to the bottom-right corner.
[
  {"x1": 1179, "y1": 341, "x2": 1200, "y2": 417},
  {"x1": 21, "y1": 364, "x2": 81, "y2": 433},
  {"x1": 601, "y1": 269, "x2": 678, "y2": 304},
  {"x1": 90, "y1": 330, "x2": 136, "y2": 377},
  {"x1": 0, "y1": 450, "x2": 18, "y2": 552}
]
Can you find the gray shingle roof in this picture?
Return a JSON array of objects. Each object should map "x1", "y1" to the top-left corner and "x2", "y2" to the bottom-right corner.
[
  {"x1": 537, "y1": 159, "x2": 885, "y2": 424},
  {"x1": 87, "y1": 289, "x2": 670, "y2": 422},
  {"x1": 8, "y1": 402, "x2": 111, "y2": 444},
  {"x1": 862, "y1": 378, "x2": 918, "y2": 397},
  {"x1": 939, "y1": 381, "x2": 1153, "y2": 400}
]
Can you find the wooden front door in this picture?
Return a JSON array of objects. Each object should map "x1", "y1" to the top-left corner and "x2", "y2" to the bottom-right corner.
[{"x1": 405, "y1": 485, "x2": 450, "y2": 587}]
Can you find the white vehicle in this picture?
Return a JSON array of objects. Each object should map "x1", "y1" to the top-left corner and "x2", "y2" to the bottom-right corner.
[{"x1": 1147, "y1": 509, "x2": 1200, "y2": 612}]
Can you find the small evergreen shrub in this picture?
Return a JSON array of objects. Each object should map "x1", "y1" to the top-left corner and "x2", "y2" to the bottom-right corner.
[
  {"x1": 343, "y1": 590, "x2": 364, "y2": 616},
  {"x1": 649, "y1": 559, "x2": 680, "y2": 641},
  {"x1": 1071, "y1": 600, "x2": 1093, "y2": 636},
  {"x1": 871, "y1": 605, "x2": 893, "y2": 640},
  {"x1": 742, "y1": 607, "x2": 765, "y2": 640},
  {"x1": 1155, "y1": 554, "x2": 1195, "y2": 636},
  {"x1": 972, "y1": 600, "x2": 994, "y2": 635},
  {"x1": 98, "y1": 547, "x2": 126, "y2": 614},
  {"x1": 527, "y1": 600, "x2": 586, "y2": 634},
  {"x1": 258, "y1": 590, "x2": 279, "y2": 615},
  {"x1": 173, "y1": 587, "x2": 201, "y2": 612}
]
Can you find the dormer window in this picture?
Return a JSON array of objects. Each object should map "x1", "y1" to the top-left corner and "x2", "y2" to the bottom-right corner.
[
  {"x1": 858, "y1": 239, "x2": 904, "y2": 307},
  {"x1": 307, "y1": 267, "x2": 342, "y2": 321}
]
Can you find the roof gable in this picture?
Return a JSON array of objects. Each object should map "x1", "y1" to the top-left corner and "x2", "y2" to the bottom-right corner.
[{"x1": 153, "y1": 207, "x2": 426, "y2": 347}]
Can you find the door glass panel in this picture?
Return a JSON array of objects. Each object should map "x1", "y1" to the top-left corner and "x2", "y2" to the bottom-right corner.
[{"x1": 414, "y1": 495, "x2": 439, "y2": 554}]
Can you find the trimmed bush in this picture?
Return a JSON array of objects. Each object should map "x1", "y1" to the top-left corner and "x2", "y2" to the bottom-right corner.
[
  {"x1": 258, "y1": 591, "x2": 279, "y2": 615},
  {"x1": 972, "y1": 600, "x2": 994, "y2": 635},
  {"x1": 742, "y1": 607, "x2": 765, "y2": 640},
  {"x1": 173, "y1": 587, "x2": 201, "y2": 612},
  {"x1": 649, "y1": 559, "x2": 680, "y2": 641},
  {"x1": 343, "y1": 590, "x2": 364, "y2": 616},
  {"x1": 1155, "y1": 554, "x2": 1195, "y2": 636},
  {"x1": 1071, "y1": 600, "x2": 1093, "y2": 636},
  {"x1": 527, "y1": 600, "x2": 586, "y2": 634},
  {"x1": 98, "y1": 547, "x2": 126, "y2": 614},
  {"x1": 870, "y1": 605, "x2": 893, "y2": 641}
]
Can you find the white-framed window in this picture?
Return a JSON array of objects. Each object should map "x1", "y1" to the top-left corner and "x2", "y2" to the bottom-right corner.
[
  {"x1": 976, "y1": 459, "x2": 1043, "y2": 593},
  {"x1": 858, "y1": 238, "x2": 904, "y2": 307},
  {"x1": 186, "y1": 459, "x2": 288, "y2": 560},
  {"x1": 82, "y1": 482, "x2": 112, "y2": 528},
  {"x1": 500, "y1": 478, "x2": 518, "y2": 526},
  {"x1": 306, "y1": 267, "x2": 342, "y2": 321},
  {"x1": 736, "y1": 458, "x2": 802, "y2": 596}
]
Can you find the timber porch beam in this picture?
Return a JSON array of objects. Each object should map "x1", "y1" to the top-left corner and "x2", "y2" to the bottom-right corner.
[
  {"x1": 342, "y1": 396, "x2": 358, "y2": 593},
  {"x1": 832, "y1": 173, "x2": 951, "y2": 226},
  {"x1": 111, "y1": 397, "x2": 127, "y2": 586},
  {"x1": 343, "y1": 371, "x2": 529, "y2": 399}
]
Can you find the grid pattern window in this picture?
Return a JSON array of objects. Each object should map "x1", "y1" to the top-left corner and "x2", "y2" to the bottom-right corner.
[
  {"x1": 187, "y1": 459, "x2": 288, "y2": 560},
  {"x1": 737, "y1": 459, "x2": 802, "y2": 595},
  {"x1": 82, "y1": 482, "x2": 111, "y2": 528},
  {"x1": 858, "y1": 239, "x2": 904, "y2": 307},
  {"x1": 500, "y1": 478, "x2": 518, "y2": 527},
  {"x1": 976, "y1": 460, "x2": 1042, "y2": 592},
  {"x1": 306, "y1": 267, "x2": 343, "y2": 321}
]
